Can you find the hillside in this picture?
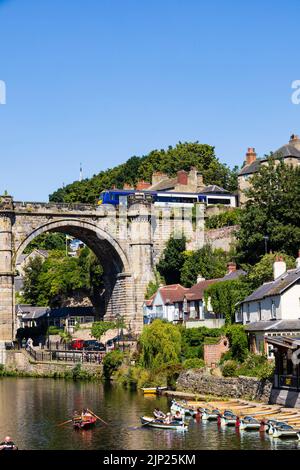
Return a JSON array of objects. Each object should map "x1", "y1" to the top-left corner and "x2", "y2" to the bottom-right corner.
[{"x1": 49, "y1": 142, "x2": 239, "y2": 203}]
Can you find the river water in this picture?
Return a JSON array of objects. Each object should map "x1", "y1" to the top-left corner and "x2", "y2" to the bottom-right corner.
[{"x1": 0, "y1": 377, "x2": 299, "y2": 450}]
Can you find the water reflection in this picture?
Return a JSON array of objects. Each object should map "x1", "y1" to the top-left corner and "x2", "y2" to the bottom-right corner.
[{"x1": 0, "y1": 378, "x2": 299, "y2": 450}]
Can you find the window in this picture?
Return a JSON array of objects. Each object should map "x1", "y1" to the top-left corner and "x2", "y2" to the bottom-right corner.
[
  {"x1": 258, "y1": 302, "x2": 262, "y2": 321},
  {"x1": 271, "y1": 300, "x2": 276, "y2": 319},
  {"x1": 246, "y1": 304, "x2": 250, "y2": 322}
]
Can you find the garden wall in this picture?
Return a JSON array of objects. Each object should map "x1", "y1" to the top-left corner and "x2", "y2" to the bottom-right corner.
[{"x1": 177, "y1": 369, "x2": 272, "y2": 403}]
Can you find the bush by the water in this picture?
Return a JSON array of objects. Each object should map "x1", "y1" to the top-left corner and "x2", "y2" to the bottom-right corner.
[
  {"x1": 103, "y1": 350, "x2": 124, "y2": 380},
  {"x1": 183, "y1": 358, "x2": 205, "y2": 369}
]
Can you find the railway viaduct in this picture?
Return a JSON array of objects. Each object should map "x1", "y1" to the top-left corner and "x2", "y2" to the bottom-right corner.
[{"x1": 0, "y1": 195, "x2": 204, "y2": 342}]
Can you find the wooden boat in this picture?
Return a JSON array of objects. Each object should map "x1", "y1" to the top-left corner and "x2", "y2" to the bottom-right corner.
[
  {"x1": 170, "y1": 400, "x2": 196, "y2": 417},
  {"x1": 140, "y1": 416, "x2": 188, "y2": 431},
  {"x1": 272, "y1": 423, "x2": 300, "y2": 438},
  {"x1": 142, "y1": 386, "x2": 167, "y2": 395},
  {"x1": 73, "y1": 415, "x2": 97, "y2": 429},
  {"x1": 220, "y1": 411, "x2": 237, "y2": 426},
  {"x1": 239, "y1": 415, "x2": 261, "y2": 430},
  {"x1": 201, "y1": 408, "x2": 221, "y2": 421}
]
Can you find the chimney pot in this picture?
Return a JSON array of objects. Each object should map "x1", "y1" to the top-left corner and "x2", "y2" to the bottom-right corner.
[{"x1": 245, "y1": 148, "x2": 257, "y2": 166}]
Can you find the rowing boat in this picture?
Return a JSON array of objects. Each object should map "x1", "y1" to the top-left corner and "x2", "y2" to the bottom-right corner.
[
  {"x1": 140, "y1": 416, "x2": 188, "y2": 431},
  {"x1": 170, "y1": 400, "x2": 196, "y2": 417},
  {"x1": 201, "y1": 409, "x2": 221, "y2": 421},
  {"x1": 73, "y1": 416, "x2": 97, "y2": 429},
  {"x1": 142, "y1": 387, "x2": 167, "y2": 395},
  {"x1": 239, "y1": 415, "x2": 261, "y2": 430},
  {"x1": 220, "y1": 411, "x2": 237, "y2": 426},
  {"x1": 272, "y1": 423, "x2": 300, "y2": 438}
]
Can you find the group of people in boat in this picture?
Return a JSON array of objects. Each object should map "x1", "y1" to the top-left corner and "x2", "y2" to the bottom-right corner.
[
  {"x1": 73, "y1": 409, "x2": 94, "y2": 423},
  {"x1": 0, "y1": 436, "x2": 18, "y2": 451},
  {"x1": 153, "y1": 408, "x2": 183, "y2": 424}
]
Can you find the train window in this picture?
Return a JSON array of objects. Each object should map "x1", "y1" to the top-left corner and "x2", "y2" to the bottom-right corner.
[{"x1": 207, "y1": 198, "x2": 231, "y2": 205}]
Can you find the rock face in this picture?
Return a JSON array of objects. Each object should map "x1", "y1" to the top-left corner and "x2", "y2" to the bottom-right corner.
[{"x1": 177, "y1": 369, "x2": 273, "y2": 403}]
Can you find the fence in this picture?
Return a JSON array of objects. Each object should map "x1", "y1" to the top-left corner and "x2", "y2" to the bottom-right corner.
[{"x1": 27, "y1": 346, "x2": 105, "y2": 364}]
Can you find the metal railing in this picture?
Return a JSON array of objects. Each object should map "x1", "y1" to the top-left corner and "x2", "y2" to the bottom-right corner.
[{"x1": 26, "y1": 346, "x2": 105, "y2": 364}]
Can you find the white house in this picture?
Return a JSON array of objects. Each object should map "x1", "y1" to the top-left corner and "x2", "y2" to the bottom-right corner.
[
  {"x1": 237, "y1": 255, "x2": 300, "y2": 356},
  {"x1": 143, "y1": 284, "x2": 188, "y2": 323}
]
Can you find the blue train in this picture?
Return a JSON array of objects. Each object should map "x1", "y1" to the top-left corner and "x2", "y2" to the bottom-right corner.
[{"x1": 98, "y1": 189, "x2": 236, "y2": 207}]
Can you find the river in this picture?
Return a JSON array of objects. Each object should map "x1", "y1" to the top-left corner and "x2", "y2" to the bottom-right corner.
[{"x1": 0, "y1": 377, "x2": 299, "y2": 450}]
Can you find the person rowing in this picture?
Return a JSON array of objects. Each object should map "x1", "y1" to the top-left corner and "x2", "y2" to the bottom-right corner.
[
  {"x1": 172, "y1": 410, "x2": 183, "y2": 422},
  {"x1": 163, "y1": 412, "x2": 173, "y2": 424},
  {"x1": 153, "y1": 408, "x2": 166, "y2": 420},
  {"x1": 0, "y1": 436, "x2": 18, "y2": 451}
]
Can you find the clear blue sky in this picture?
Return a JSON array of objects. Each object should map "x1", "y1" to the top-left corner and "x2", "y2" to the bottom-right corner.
[{"x1": 0, "y1": 0, "x2": 300, "y2": 201}]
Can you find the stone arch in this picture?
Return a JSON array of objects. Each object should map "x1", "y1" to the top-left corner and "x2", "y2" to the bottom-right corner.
[{"x1": 13, "y1": 219, "x2": 133, "y2": 322}]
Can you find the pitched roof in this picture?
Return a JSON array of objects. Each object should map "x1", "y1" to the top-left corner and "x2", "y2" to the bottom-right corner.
[
  {"x1": 185, "y1": 279, "x2": 221, "y2": 301},
  {"x1": 245, "y1": 320, "x2": 300, "y2": 332},
  {"x1": 221, "y1": 269, "x2": 247, "y2": 281},
  {"x1": 238, "y1": 159, "x2": 261, "y2": 176},
  {"x1": 241, "y1": 268, "x2": 300, "y2": 303},
  {"x1": 200, "y1": 185, "x2": 229, "y2": 194},
  {"x1": 157, "y1": 284, "x2": 189, "y2": 304},
  {"x1": 265, "y1": 144, "x2": 300, "y2": 161},
  {"x1": 149, "y1": 177, "x2": 178, "y2": 191},
  {"x1": 16, "y1": 304, "x2": 49, "y2": 320}
]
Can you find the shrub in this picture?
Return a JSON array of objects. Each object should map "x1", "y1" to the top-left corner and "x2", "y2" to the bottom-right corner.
[
  {"x1": 47, "y1": 326, "x2": 62, "y2": 335},
  {"x1": 103, "y1": 350, "x2": 124, "y2": 380},
  {"x1": 222, "y1": 360, "x2": 238, "y2": 377},
  {"x1": 183, "y1": 358, "x2": 205, "y2": 369},
  {"x1": 224, "y1": 325, "x2": 248, "y2": 362},
  {"x1": 219, "y1": 351, "x2": 232, "y2": 364}
]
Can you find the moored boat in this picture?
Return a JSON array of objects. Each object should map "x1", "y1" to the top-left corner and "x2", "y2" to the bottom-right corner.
[
  {"x1": 140, "y1": 416, "x2": 188, "y2": 431},
  {"x1": 220, "y1": 410, "x2": 237, "y2": 426},
  {"x1": 239, "y1": 415, "x2": 261, "y2": 430},
  {"x1": 170, "y1": 400, "x2": 196, "y2": 417},
  {"x1": 141, "y1": 386, "x2": 167, "y2": 395},
  {"x1": 201, "y1": 409, "x2": 221, "y2": 421},
  {"x1": 272, "y1": 423, "x2": 299, "y2": 438}
]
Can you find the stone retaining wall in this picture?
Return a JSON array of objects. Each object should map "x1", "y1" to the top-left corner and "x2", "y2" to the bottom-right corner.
[
  {"x1": 177, "y1": 369, "x2": 272, "y2": 403},
  {"x1": 3, "y1": 350, "x2": 103, "y2": 377}
]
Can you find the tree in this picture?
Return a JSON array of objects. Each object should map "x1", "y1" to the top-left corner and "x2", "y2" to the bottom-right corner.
[
  {"x1": 24, "y1": 233, "x2": 66, "y2": 253},
  {"x1": 224, "y1": 325, "x2": 248, "y2": 362},
  {"x1": 91, "y1": 321, "x2": 117, "y2": 340},
  {"x1": 49, "y1": 142, "x2": 238, "y2": 204},
  {"x1": 156, "y1": 236, "x2": 186, "y2": 284},
  {"x1": 245, "y1": 252, "x2": 295, "y2": 291},
  {"x1": 237, "y1": 159, "x2": 300, "y2": 263},
  {"x1": 204, "y1": 279, "x2": 252, "y2": 325},
  {"x1": 180, "y1": 245, "x2": 228, "y2": 287},
  {"x1": 22, "y1": 256, "x2": 45, "y2": 305},
  {"x1": 139, "y1": 319, "x2": 181, "y2": 369}
]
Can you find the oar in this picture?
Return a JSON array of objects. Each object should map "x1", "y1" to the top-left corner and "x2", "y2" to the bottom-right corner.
[
  {"x1": 57, "y1": 419, "x2": 73, "y2": 427},
  {"x1": 87, "y1": 408, "x2": 108, "y2": 426},
  {"x1": 141, "y1": 418, "x2": 157, "y2": 427}
]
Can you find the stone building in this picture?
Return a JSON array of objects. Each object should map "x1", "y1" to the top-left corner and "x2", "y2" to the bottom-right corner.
[{"x1": 238, "y1": 134, "x2": 300, "y2": 205}]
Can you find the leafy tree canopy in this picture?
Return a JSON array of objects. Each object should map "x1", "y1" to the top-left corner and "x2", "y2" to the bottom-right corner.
[
  {"x1": 24, "y1": 233, "x2": 66, "y2": 253},
  {"x1": 237, "y1": 159, "x2": 300, "y2": 263},
  {"x1": 49, "y1": 142, "x2": 238, "y2": 203},
  {"x1": 244, "y1": 252, "x2": 296, "y2": 291},
  {"x1": 139, "y1": 319, "x2": 181, "y2": 369},
  {"x1": 180, "y1": 245, "x2": 229, "y2": 287},
  {"x1": 156, "y1": 236, "x2": 186, "y2": 285}
]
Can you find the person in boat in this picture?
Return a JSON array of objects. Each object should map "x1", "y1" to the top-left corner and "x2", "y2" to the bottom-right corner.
[
  {"x1": 172, "y1": 410, "x2": 183, "y2": 422},
  {"x1": 153, "y1": 408, "x2": 166, "y2": 420},
  {"x1": 163, "y1": 412, "x2": 173, "y2": 425},
  {"x1": 194, "y1": 408, "x2": 202, "y2": 421},
  {"x1": 81, "y1": 409, "x2": 93, "y2": 421},
  {"x1": 0, "y1": 436, "x2": 18, "y2": 451}
]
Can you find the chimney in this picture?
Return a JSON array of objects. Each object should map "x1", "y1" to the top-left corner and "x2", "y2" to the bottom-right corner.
[
  {"x1": 227, "y1": 262, "x2": 237, "y2": 274},
  {"x1": 151, "y1": 171, "x2": 168, "y2": 186},
  {"x1": 273, "y1": 255, "x2": 287, "y2": 280},
  {"x1": 245, "y1": 148, "x2": 257, "y2": 166},
  {"x1": 296, "y1": 250, "x2": 300, "y2": 269},
  {"x1": 197, "y1": 275, "x2": 205, "y2": 283},
  {"x1": 136, "y1": 180, "x2": 151, "y2": 190},
  {"x1": 123, "y1": 183, "x2": 134, "y2": 190},
  {"x1": 289, "y1": 134, "x2": 300, "y2": 151},
  {"x1": 177, "y1": 170, "x2": 188, "y2": 185},
  {"x1": 197, "y1": 173, "x2": 204, "y2": 190}
]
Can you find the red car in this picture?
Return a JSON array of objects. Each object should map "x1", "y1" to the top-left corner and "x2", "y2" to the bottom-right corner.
[{"x1": 70, "y1": 339, "x2": 84, "y2": 350}]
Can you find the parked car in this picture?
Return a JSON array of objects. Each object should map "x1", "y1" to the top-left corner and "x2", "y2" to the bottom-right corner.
[
  {"x1": 83, "y1": 340, "x2": 105, "y2": 351},
  {"x1": 70, "y1": 339, "x2": 85, "y2": 350}
]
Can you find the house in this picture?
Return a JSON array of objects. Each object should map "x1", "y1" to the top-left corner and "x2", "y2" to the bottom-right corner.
[
  {"x1": 143, "y1": 262, "x2": 245, "y2": 327},
  {"x1": 15, "y1": 305, "x2": 95, "y2": 332},
  {"x1": 238, "y1": 134, "x2": 300, "y2": 205},
  {"x1": 236, "y1": 254, "x2": 300, "y2": 357},
  {"x1": 16, "y1": 249, "x2": 49, "y2": 277}
]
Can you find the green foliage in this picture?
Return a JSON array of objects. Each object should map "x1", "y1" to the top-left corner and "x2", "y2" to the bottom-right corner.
[
  {"x1": 222, "y1": 360, "x2": 238, "y2": 377},
  {"x1": 103, "y1": 350, "x2": 124, "y2": 380},
  {"x1": 91, "y1": 321, "x2": 117, "y2": 340},
  {"x1": 224, "y1": 324, "x2": 248, "y2": 362},
  {"x1": 245, "y1": 252, "x2": 295, "y2": 291},
  {"x1": 181, "y1": 326, "x2": 222, "y2": 360},
  {"x1": 22, "y1": 247, "x2": 103, "y2": 307},
  {"x1": 145, "y1": 270, "x2": 163, "y2": 299},
  {"x1": 47, "y1": 326, "x2": 62, "y2": 335},
  {"x1": 183, "y1": 358, "x2": 205, "y2": 369},
  {"x1": 237, "y1": 159, "x2": 300, "y2": 263},
  {"x1": 204, "y1": 278, "x2": 251, "y2": 325},
  {"x1": 235, "y1": 354, "x2": 275, "y2": 380},
  {"x1": 24, "y1": 233, "x2": 66, "y2": 253},
  {"x1": 70, "y1": 364, "x2": 93, "y2": 381},
  {"x1": 180, "y1": 245, "x2": 228, "y2": 287},
  {"x1": 156, "y1": 237, "x2": 186, "y2": 284},
  {"x1": 49, "y1": 142, "x2": 238, "y2": 204},
  {"x1": 59, "y1": 330, "x2": 72, "y2": 344},
  {"x1": 205, "y1": 209, "x2": 241, "y2": 230},
  {"x1": 139, "y1": 319, "x2": 181, "y2": 369}
]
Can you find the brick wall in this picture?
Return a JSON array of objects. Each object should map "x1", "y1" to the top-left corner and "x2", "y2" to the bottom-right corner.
[{"x1": 204, "y1": 336, "x2": 229, "y2": 367}]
